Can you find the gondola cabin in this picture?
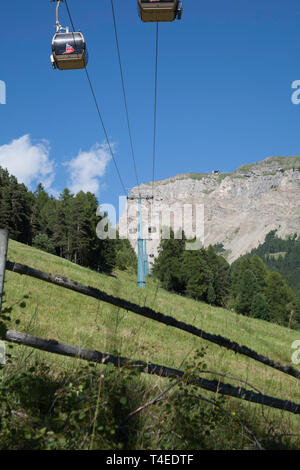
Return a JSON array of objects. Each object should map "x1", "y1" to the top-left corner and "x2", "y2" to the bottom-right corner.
[
  {"x1": 51, "y1": 31, "x2": 88, "y2": 70},
  {"x1": 137, "y1": 0, "x2": 183, "y2": 22}
]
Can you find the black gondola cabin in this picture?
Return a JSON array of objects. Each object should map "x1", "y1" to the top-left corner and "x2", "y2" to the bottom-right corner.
[
  {"x1": 137, "y1": 0, "x2": 183, "y2": 22},
  {"x1": 51, "y1": 31, "x2": 88, "y2": 70}
]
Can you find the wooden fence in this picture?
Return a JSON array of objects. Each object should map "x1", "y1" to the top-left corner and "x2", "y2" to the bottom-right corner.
[{"x1": 1, "y1": 229, "x2": 300, "y2": 415}]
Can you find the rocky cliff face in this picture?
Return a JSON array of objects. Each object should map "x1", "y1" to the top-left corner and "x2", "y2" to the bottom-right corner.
[{"x1": 118, "y1": 156, "x2": 300, "y2": 264}]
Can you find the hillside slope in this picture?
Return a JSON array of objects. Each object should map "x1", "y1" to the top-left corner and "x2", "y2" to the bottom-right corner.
[{"x1": 3, "y1": 240, "x2": 300, "y2": 423}]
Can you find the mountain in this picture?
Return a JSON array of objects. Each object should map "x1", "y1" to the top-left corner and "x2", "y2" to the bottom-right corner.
[{"x1": 119, "y1": 156, "x2": 300, "y2": 264}]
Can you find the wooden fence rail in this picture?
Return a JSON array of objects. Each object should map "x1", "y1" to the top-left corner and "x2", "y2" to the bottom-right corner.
[
  {"x1": 5, "y1": 329, "x2": 300, "y2": 415},
  {"x1": 6, "y1": 260, "x2": 300, "y2": 381}
]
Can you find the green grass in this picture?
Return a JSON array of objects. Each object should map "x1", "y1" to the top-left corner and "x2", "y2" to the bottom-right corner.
[
  {"x1": 2, "y1": 239, "x2": 300, "y2": 448},
  {"x1": 236, "y1": 164, "x2": 253, "y2": 173},
  {"x1": 265, "y1": 156, "x2": 300, "y2": 168},
  {"x1": 236, "y1": 156, "x2": 300, "y2": 174}
]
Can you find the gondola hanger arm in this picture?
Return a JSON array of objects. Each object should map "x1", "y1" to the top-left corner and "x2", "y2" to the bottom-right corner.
[{"x1": 51, "y1": 0, "x2": 68, "y2": 32}]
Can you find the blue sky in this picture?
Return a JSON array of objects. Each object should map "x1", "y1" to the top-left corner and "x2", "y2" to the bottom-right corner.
[{"x1": 1, "y1": 0, "x2": 300, "y2": 217}]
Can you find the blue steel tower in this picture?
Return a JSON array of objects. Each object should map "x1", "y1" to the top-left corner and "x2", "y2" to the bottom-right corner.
[
  {"x1": 137, "y1": 197, "x2": 145, "y2": 288},
  {"x1": 127, "y1": 194, "x2": 153, "y2": 289}
]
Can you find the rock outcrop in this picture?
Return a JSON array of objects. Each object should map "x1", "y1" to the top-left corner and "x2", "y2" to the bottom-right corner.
[{"x1": 118, "y1": 156, "x2": 300, "y2": 264}]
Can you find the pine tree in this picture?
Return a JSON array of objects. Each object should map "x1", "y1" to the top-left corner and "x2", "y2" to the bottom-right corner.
[
  {"x1": 182, "y1": 249, "x2": 212, "y2": 300},
  {"x1": 264, "y1": 272, "x2": 294, "y2": 326},
  {"x1": 0, "y1": 168, "x2": 13, "y2": 232},
  {"x1": 205, "y1": 246, "x2": 231, "y2": 306},
  {"x1": 33, "y1": 233, "x2": 55, "y2": 254},
  {"x1": 72, "y1": 192, "x2": 91, "y2": 265},
  {"x1": 207, "y1": 283, "x2": 216, "y2": 305},
  {"x1": 152, "y1": 230, "x2": 186, "y2": 293},
  {"x1": 51, "y1": 189, "x2": 75, "y2": 259},
  {"x1": 250, "y1": 293, "x2": 270, "y2": 320},
  {"x1": 235, "y1": 269, "x2": 259, "y2": 315},
  {"x1": 2, "y1": 173, "x2": 32, "y2": 243},
  {"x1": 97, "y1": 237, "x2": 117, "y2": 273},
  {"x1": 249, "y1": 254, "x2": 268, "y2": 291},
  {"x1": 115, "y1": 233, "x2": 137, "y2": 271},
  {"x1": 31, "y1": 183, "x2": 50, "y2": 238},
  {"x1": 230, "y1": 257, "x2": 253, "y2": 299},
  {"x1": 44, "y1": 197, "x2": 59, "y2": 240}
]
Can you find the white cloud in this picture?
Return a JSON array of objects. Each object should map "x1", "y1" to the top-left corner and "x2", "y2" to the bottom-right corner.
[
  {"x1": 65, "y1": 142, "x2": 112, "y2": 195},
  {"x1": 0, "y1": 136, "x2": 113, "y2": 197},
  {"x1": 0, "y1": 135, "x2": 55, "y2": 190}
]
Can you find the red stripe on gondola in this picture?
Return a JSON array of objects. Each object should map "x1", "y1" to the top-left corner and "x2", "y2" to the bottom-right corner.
[{"x1": 64, "y1": 45, "x2": 75, "y2": 54}]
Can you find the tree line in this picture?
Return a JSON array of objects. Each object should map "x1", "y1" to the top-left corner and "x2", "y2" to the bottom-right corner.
[
  {"x1": 245, "y1": 230, "x2": 300, "y2": 300},
  {"x1": 0, "y1": 167, "x2": 136, "y2": 273},
  {"x1": 152, "y1": 231, "x2": 300, "y2": 329}
]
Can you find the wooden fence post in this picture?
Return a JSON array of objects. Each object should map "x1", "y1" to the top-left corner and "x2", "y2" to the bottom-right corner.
[{"x1": 0, "y1": 229, "x2": 9, "y2": 314}]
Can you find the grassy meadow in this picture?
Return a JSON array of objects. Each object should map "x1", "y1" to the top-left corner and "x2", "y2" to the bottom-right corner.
[{"x1": 1, "y1": 239, "x2": 300, "y2": 450}]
